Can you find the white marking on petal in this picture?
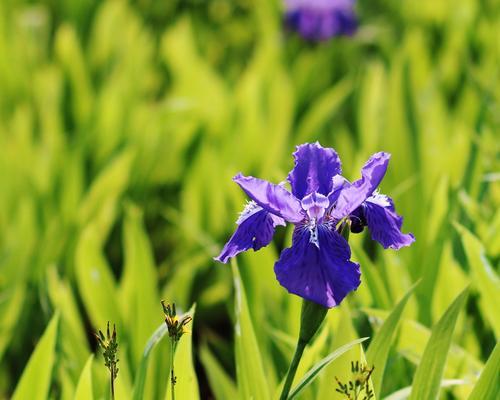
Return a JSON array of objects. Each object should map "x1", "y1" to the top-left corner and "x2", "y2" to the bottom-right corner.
[
  {"x1": 236, "y1": 200, "x2": 262, "y2": 224},
  {"x1": 307, "y1": 220, "x2": 320, "y2": 248},
  {"x1": 367, "y1": 191, "x2": 391, "y2": 207}
]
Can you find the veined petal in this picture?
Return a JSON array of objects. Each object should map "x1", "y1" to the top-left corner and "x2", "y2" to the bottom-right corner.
[
  {"x1": 287, "y1": 142, "x2": 342, "y2": 200},
  {"x1": 327, "y1": 174, "x2": 349, "y2": 205},
  {"x1": 274, "y1": 226, "x2": 361, "y2": 308},
  {"x1": 234, "y1": 174, "x2": 303, "y2": 223},
  {"x1": 331, "y1": 152, "x2": 390, "y2": 219},
  {"x1": 215, "y1": 205, "x2": 285, "y2": 263},
  {"x1": 364, "y1": 194, "x2": 415, "y2": 249}
]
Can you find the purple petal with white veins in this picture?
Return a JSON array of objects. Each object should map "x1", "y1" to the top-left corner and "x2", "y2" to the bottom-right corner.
[
  {"x1": 215, "y1": 206, "x2": 285, "y2": 263},
  {"x1": 234, "y1": 174, "x2": 303, "y2": 223},
  {"x1": 331, "y1": 152, "x2": 390, "y2": 220},
  {"x1": 288, "y1": 142, "x2": 342, "y2": 200},
  {"x1": 364, "y1": 194, "x2": 415, "y2": 249},
  {"x1": 274, "y1": 226, "x2": 361, "y2": 308}
]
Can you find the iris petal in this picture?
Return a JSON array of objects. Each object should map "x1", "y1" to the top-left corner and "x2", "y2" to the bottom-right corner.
[
  {"x1": 331, "y1": 152, "x2": 390, "y2": 219},
  {"x1": 215, "y1": 207, "x2": 285, "y2": 263},
  {"x1": 364, "y1": 194, "x2": 415, "y2": 250},
  {"x1": 234, "y1": 174, "x2": 303, "y2": 223},
  {"x1": 274, "y1": 226, "x2": 361, "y2": 308},
  {"x1": 287, "y1": 142, "x2": 342, "y2": 200}
]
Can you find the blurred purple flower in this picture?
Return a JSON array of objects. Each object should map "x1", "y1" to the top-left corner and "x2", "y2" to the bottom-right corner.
[
  {"x1": 284, "y1": 0, "x2": 357, "y2": 41},
  {"x1": 215, "y1": 143, "x2": 414, "y2": 308}
]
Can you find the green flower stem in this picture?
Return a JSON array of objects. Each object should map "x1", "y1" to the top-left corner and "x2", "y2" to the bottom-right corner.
[
  {"x1": 111, "y1": 367, "x2": 116, "y2": 400},
  {"x1": 279, "y1": 299, "x2": 328, "y2": 400},
  {"x1": 170, "y1": 340, "x2": 177, "y2": 400},
  {"x1": 279, "y1": 339, "x2": 307, "y2": 400}
]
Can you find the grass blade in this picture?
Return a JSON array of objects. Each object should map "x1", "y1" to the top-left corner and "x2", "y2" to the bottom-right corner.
[
  {"x1": 409, "y1": 288, "x2": 469, "y2": 400},
  {"x1": 385, "y1": 379, "x2": 468, "y2": 400},
  {"x1": 132, "y1": 323, "x2": 170, "y2": 400},
  {"x1": 232, "y1": 259, "x2": 270, "y2": 400},
  {"x1": 74, "y1": 355, "x2": 94, "y2": 400},
  {"x1": 288, "y1": 337, "x2": 368, "y2": 400},
  {"x1": 12, "y1": 314, "x2": 59, "y2": 400},
  {"x1": 455, "y1": 223, "x2": 500, "y2": 336},
  {"x1": 200, "y1": 345, "x2": 238, "y2": 400},
  {"x1": 467, "y1": 342, "x2": 500, "y2": 400},
  {"x1": 366, "y1": 283, "x2": 417, "y2": 398}
]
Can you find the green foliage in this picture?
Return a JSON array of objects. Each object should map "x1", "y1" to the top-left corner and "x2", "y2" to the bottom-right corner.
[
  {"x1": 0, "y1": 0, "x2": 498, "y2": 398},
  {"x1": 409, "y1": 289, "x2": 469, "y2": 400},
  {"x1": 288, "y1": 338, "x2": 368, "y2": 400},
  {"x1": 12, "y1": 314, "x2": 59, "y2": 400},
  {"x1": 467, "y1": 343, "x2": 500, "y2": 400},
  {"x1": 232, "y1": 260, "x2": 271, "y2": 400},
  {"x1": 74, "y1": 356, "x2": 95, "y2": 400},
  {"x1": 366, "y1": 284, "x2": 417, "y2": 398}
]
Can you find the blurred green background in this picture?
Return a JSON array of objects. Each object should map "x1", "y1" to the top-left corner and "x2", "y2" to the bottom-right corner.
[{"x1": 0, "y1": 0, "x2": 498, "y2": 399}]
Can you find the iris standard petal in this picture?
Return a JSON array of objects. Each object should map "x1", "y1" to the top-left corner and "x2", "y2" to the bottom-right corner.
[
  {"x1": 215, "y1": 206, "x2": 285, "y2": 263},
  {"x1": 287, "y1": 142, "x2": 342, "y2": 200},
  {"x1": 331, "y1": 152, "x2": 390, "y2": 219},
  {"x1": 274, "y1": 226, "x2": 361, "y2": 308},
  {"x1": 234, "y1": 174, "x2": 303, "y2": 223},
  {"x1": 364, "y1": 194, "x2": 415, "y2": 250}
]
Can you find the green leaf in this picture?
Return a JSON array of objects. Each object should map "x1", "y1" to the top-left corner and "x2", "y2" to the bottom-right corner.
[
  {"x1": 455, "y1": 223, "x2": 500, "y2": 336},
  {"x1": 232, "y1": 260, "x2": 270, "y2": 400},
  {"x1": 165, "y1": 305, "x2": 199, "y2": 400},
  {"x1": 409, "y1": 288, "x2": 469, "y2": 400},
  {"x1": 364, "y1": 310, "x2": 483, "y2": 378},
  {"x1": 132, "y1": 323, "x2": 170, "y2": 400},
  {"x1": 366, "y1": 283, "x2": 417, "y2": 398},
  {"x1": 47, "y1": 268, "x2": 89, "y2": 380},
  {"x1": 316, "y1": 303, "x2": 369, "y2": 400},
  {"x1": 200, "y1": 345, "x2": 238, "y2": 400},
  {"x1": 288, "y1": 337, "x2": 369, "y2": 400},
  {"x1": 468, "y1": 343, "x2": 500, "y2": 400},
  {"x1": 74, "y1": 355, "x2": 94, "y2": 400},
  {"x1": 77, "y1": 150, "x2": 134, "y2": 241},
  {"x1": 12, "y1": 314, "x2": 59, "y2": 400},
  {"x1": 385, "y1": 379, "x2": 468, "y2": 400},
  {"x1": 75, "y1": 223, "x2": 122, "y2": 332},
  {"x1": 120, "y1": 203, "x2": 159, "y2": 365},
  {"x1": 295, "y1": 78, "x2": 352, "y2": 143}
]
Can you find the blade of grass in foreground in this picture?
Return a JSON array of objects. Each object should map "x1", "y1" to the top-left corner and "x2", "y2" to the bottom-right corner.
[
  {"x1": 409, "y1": 288, "x2": 468, "y2": 400},
  {"x1": 288, "y1": 337, "x2": 368, "y2": 400},
  {"x1": 12, "y1": 314, "x2": 59, "y2": 400},
  {"x1": 232, "y1": 259, "x2": 270, "y2": 400},
  {"x1": 385, "y1": 379, "x2": 468, "y2": 400},
  {"x1": 467, "y1": 342, "x2": 499, "y2": 400},
  {"x1": 74, "y1": 355, "x2": 94, "y2": 400},
  {"x1": 132, "y1": 323, "x2": 170, "y2": 400},
  {"x1": 455, "y1": 223, "x2": 500, "y2": 337},
  {"x1": 366, "y1": 283, "x2": 418, "y2": 398}
]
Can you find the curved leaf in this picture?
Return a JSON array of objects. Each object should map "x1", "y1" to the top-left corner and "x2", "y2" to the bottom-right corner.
[
  {"x1": 366, "y1": 283, "x2": 417, "y2": 397},
  {"x1": 409, "y1": 288, "x2": 468, "y2": 400},
  {"x1": 12, "y1": 314, "x2": 59, "y2": 400}
]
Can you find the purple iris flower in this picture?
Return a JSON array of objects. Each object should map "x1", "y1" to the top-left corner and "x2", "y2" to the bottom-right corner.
[
  {"x1": 284, "y1": 0, "x2": 357, "y2": 41},
  {"x1": 215, "y1": 143, "x2": 414, "y2": 308}
]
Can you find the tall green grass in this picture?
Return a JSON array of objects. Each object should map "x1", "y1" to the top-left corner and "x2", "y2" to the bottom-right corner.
[{"x1": 0, "y1": 0, "x2": 498, "y2": 398}]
